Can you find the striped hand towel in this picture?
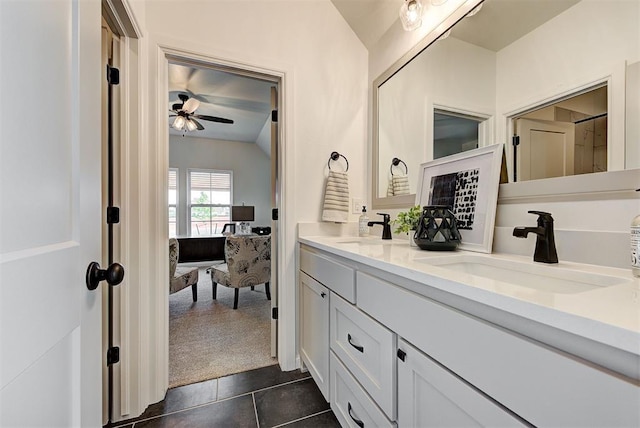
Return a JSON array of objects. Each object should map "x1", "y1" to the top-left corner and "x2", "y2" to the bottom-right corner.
[
  {"x1": 392, "y1": 175, "x2": 410, "y2": 195},
  {"x1": 387, "y1": 174, "x2": 409, "y2": 196},
  {"x1": 322, "y1": 170, "x2": 349, "y2": 223}
]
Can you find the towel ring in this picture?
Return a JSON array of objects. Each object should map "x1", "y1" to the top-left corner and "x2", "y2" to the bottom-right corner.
[
  {"x1": 328, "y1": 151, "x2": 349, "y2": 172},
  {"x1": 390, "y1": 157, "x2": 408, "y2": 175}
]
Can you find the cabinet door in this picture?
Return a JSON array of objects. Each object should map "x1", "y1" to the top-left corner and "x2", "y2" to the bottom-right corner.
[
  {"x1": 299, "y1": 271, "x2": 330, "y2": 400},
  {"x1": 397, "y1": 340, "x2": 525, "y2": 428}
]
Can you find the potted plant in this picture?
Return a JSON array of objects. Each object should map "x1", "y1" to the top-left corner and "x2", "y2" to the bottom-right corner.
[{"x1": 392, "y1": 205, "x2": 422, "y2": 245}]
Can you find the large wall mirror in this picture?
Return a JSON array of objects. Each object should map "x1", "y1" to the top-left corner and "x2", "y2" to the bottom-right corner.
[{"x1": 373, "y1": 0, "x2": 640, "y2": 209}]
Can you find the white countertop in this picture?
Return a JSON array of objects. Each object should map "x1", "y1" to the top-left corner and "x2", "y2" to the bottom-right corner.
[{"x1": 298, "y1": 235, "x2": 640, "y2": 360}]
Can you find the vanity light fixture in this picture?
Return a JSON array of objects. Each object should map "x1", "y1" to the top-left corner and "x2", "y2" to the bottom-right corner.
[{"x1": 399, "y1": 0, "x2": 424, "y2": 31}]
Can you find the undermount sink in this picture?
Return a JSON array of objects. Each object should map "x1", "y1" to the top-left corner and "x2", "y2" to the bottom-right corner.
[
  {"x1": 335, "y1": 237, "x2": 394, "y2": 245},
  {"x1": 415, "y1": 255, "x2": 629, "y2": 294}
]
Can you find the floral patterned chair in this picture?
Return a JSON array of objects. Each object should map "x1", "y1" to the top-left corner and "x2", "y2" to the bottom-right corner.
[
  {"x1": 210, "y1": 235, "x2": 271, "y2": 309},
  {"x1": 169, "y1": 238, "x2": 199, "y2": 301}
]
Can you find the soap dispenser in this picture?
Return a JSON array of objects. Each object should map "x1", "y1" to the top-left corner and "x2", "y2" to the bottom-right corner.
[{"x1": 359, "y1": 206, "x2": 369, "y2": 237}]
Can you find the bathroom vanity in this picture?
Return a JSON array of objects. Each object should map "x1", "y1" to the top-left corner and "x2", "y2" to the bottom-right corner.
[{"x1": 298, "y1": 235, "x2": 639, "y2": 427}]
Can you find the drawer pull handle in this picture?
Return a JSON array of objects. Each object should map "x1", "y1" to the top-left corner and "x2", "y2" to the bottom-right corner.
[
  {"x1": 320, "y1": 292, "x2": 326, "y2": 298},
  {"x1": 347, "y1": 334, "x2": 364, "y2": 353},
  {"x1": 348, "y1": 402, "x2": 364, "y2": 428}
]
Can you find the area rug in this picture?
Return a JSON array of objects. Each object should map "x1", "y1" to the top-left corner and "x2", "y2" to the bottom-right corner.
[{"x1": 169, "y1": 267, "x2": 276, "y2": 388}]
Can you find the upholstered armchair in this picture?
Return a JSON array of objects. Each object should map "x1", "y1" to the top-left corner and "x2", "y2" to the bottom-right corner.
[
  {"x1": 210, "y1": 235, "x2": 271, "y2": 309},
  {"x1": 169, "y1": 238, "x2": 199, "y2": 301}
]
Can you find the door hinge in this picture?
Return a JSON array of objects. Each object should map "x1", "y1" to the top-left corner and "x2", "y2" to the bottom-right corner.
[
  {"x1": 107, "y1": 206, "x2": 120, "y2": 224},
  {"x1": 397, "y1": 348, "x2": 406, "y2": 362},
  {"x1": 107, "y1": 346, "x2": 120, "y2": 365},
  {"x1": 272, "y1": 208, "x2": 278, "y2": 221},
  {"x1": 272, "y1": 307, "x2": 278, "y2": 320},
  {"x1": 106, "y1": 65, "x2": 120, "y2": 85},
  {"x1": 271, "y1": 109, "x2": 278, "y2": 123},
  {"x1": 512, "y1": 135, "x2": 520, "y2": 146}
]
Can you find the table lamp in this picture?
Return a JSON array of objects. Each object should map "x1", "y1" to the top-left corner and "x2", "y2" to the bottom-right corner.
[{"x1": 231, "y1": 205, "x2": 255, "y2": 235}]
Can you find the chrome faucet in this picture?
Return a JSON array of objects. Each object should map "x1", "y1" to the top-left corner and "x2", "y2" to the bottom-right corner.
[
  {"x1": 368, "y1": 213, "x2": 392, "y2": 240},
  {"x1": 513, "y1": 211, "x2": 558, "y2": 263}
]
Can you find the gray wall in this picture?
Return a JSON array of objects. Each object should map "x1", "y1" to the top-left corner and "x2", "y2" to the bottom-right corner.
[{"x1": 170, "y1": 135, "x2": 271, "y2": 235}]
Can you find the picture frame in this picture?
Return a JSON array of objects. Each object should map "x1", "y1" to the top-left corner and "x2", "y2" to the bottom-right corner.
[{"x1": 415, "y1": 144, "x2": 504, "y2": 253}]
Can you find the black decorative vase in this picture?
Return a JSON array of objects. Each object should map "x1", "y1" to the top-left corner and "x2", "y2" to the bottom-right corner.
[{"x1": 414, "y1": 205, "x2": 461, "y2": 251}]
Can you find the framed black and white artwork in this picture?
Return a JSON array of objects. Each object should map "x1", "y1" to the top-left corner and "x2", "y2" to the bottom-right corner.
[{"x1": 415, "y1": 144, "x2": 504, "y2": 253}]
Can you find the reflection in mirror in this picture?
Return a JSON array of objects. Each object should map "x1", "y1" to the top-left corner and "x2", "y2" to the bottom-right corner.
[
  {"x1": 373, "y1": 0, "x2": 639, "y2": 208},
  {"x1": 434, "y1": 109, "x2": 483, "y2": 159},
  {"x1": 513, "y1": 85, "x2": 607, "y2": 181}
]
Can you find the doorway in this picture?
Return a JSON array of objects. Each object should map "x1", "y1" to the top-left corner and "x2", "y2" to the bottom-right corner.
[
  {"x1": 511, "y1": 85, "x2": 608, "y2": 182},
  {"x1": 165, "y1": 59, "x2": 281, "y2": 388}
]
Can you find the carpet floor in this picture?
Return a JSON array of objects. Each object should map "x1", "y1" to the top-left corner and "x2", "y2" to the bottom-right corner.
[{"x1": 169, "y1": 267, "x2": 276, "y2": 388}]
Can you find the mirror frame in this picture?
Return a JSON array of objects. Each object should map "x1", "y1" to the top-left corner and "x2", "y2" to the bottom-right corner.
[{"x1": 372, "y1": 0, "x2": 484, "y2": 209}]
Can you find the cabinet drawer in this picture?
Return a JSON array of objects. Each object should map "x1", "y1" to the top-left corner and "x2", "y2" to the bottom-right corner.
[
  {"x1": 330, "y1": 292, "x2": 396, "y2": 419},
  {"x1": 330, "y1": 352, "x2": 395, "y2": 428},
  {"x1": 300, "y1": 247, "x2": 355, "y2": 303},
  {"x1": 357, "y1": 271, "x2": 640, "y2": 427},
  {"x1": 398, "y1": 339, "x2": 525, "y2": 428}
]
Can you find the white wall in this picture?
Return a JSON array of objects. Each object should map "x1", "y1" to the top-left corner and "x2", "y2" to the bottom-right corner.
[
  {"x1": 169, "y1": 136, "x2": 272, "y2": 234},
  {"x1": 496, "y1": 0, "x2": 640, "y2": 172},
  {"x1": 123, "y1": 0, "x2": 368, "y2": 419},
  {"x1": 378, "y1": 36, "x2": 495, "y2": 195}
]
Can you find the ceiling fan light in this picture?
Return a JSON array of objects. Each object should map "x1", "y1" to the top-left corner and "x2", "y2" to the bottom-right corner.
[
  {"x1": 172, "y1": 115, "x2": 186, "y2": 130},
  {"x1": 399, "y1": 0, "x2": 423, "y2": 31},
  {"x1": 186, "y1": 119, "x2": 198, "y2": 132}
]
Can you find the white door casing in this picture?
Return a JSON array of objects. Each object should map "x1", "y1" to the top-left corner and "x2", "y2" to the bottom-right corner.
[
  {"x1": 0, "y1": 0, "x2": 103, "y2": 426},
  {"x1": 270, "y1": 85, "x2": 278, "y2": 357}
]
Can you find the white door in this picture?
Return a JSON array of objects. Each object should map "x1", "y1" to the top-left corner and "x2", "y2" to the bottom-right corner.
[
  {"x1": 397, "y1": 339, "x2": 525, "y2": 427},
  {"x1": 0, "y1": 1, "x2": 103, "y2": 426},
  {"x1": 299, "y1": 272, "x2": 330, "y2": 400},
  {"x1": 515, "y1": 118, "x2": 575, "y2": 181}
]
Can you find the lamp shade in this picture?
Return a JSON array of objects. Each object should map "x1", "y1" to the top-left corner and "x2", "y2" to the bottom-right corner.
[{"x1": 231, "y1": 205, "x2": 255, "y2": 222}]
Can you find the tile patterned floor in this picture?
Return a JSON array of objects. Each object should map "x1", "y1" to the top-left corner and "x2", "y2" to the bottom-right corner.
[{"x1": 110, "y1": 365, "x2": 340, "y2": 428}]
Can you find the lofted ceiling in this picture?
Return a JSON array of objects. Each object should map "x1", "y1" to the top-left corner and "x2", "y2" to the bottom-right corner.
[{"x1": 168, "y1": 63, "x2": 274, "y2": 145}]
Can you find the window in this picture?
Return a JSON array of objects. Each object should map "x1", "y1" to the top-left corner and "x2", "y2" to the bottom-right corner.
[
  {"x1": 188, "y1": 170, "x2": 232, "y2": 236},
  {"x1": 433, "y1": 110, "x2": 483, "y2": 160},
  {"x1": 168, "y1": 169, "x2": 178, "y2": 237}
]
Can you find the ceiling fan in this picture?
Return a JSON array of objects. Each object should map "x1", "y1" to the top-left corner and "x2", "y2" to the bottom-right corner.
[{"x1": 169, "y1": 93, "x2": 234, "y2": 132}]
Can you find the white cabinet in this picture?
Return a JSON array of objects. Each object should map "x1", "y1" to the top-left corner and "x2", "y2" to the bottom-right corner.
[
  {"x1": 397, "y1": 339, "x2": 525, "y2": 428},
  {"x1": 299, "y1": 271, "x2": 330, "y2": 400}
]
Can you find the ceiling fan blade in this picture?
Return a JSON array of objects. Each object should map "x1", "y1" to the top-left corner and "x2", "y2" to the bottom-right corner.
[
  {"x1": 171, "y1": 102, "x2": 184, "y2": 111},
  {"x1": 194, "y1": 114, "x2": 234, "y2": 124},
  {"x1": 182, "y1": 98, "x2": 200, "y2": 114},
  {"x1": 190, "y1": 118, "x2": 205, "y2": 130}
]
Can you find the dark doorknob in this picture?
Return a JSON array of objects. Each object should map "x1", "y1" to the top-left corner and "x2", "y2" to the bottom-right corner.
[{"x1": 86, "y1": 261, "x2": 125, "y2": 290}]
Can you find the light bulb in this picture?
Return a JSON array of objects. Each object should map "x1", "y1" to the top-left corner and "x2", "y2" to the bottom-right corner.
[
  {"x1": 399, "y1": 0, "x2": 423, "y2": 31},
  {"x1": 186, "y1": 119, "x2": 198, "y2": 132},
  {"x1": 172, "y1": 115, "x2": 186, "y2": 130}
]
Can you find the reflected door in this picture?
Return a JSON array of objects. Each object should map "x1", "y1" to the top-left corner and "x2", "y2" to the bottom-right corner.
[{"x1": 515, "y1": 118, "x2": 575, "y2": 181}]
